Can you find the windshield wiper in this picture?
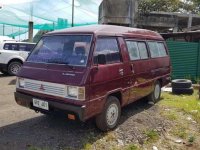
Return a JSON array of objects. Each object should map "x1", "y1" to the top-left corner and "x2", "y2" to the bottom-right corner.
[{"x1": 47, "y1": 60, "x2": 75, "y2": 70}]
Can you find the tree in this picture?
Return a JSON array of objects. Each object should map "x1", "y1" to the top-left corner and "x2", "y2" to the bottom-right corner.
[{"x1": 138, "y1": 0, "x2": 200, "y2": 14}]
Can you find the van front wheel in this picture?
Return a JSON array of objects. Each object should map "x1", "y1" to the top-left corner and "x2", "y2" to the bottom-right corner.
[
  {"x1": 148, "y1": 81, "x2": 161, "y2": 104},
  {"x1": 95, "y1": 96, "x2": 121, "y2": 132}
]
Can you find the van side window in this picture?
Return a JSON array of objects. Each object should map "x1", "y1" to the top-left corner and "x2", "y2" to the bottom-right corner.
[
  {"x1": 157, "y1": 42, "x2": 167, "y2": 57},
  {"x1": 148, "y1": 42, "x2": 167, "y2": 58},
  {"x1": 138, "y1": 42, "x2": 148, "y2": 59},
  {"x1": 94, "y1": 38, "x2": 121, "y2": 64},
  {"x1": 3, "y1": 44, "x2": 10, "y2": 50},
  {"x1": 148, "y1": 42, "x2": 160, "y2": 58},
  {"x1": 19, "y1": 44, "x2": 27, "y2": 51},
  {"x1": 126, "y1": 41, "x2": 140, "y2": 60},
  {"x1": 3, "y1": 43, "x2": 18, "y2": 51},
  {"x1": 19, "y1": 44, "x2": 35, "y2": 52}
]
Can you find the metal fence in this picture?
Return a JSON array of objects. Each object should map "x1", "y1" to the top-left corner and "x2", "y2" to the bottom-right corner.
[{"x1": 167, "y1": 41, "x2": 200, "y2": 82}]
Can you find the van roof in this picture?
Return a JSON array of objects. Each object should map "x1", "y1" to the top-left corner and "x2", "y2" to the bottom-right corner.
[{"x1": 46, "y1": 25, "x2": 164, "y2": 40}]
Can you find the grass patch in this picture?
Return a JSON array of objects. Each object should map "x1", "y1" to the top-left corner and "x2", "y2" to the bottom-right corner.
[
  {"x1": 188, "y1": 135, "x2": 195, "y2": 143},
  {"x1": 170, "y1": 125, "x2": 187, "y2": 139},
  {"x1": 83, "y1": 143, "x2": 92, "y2": 150},
  {"x1": 160, "y1": 90, "x2": 200, "y2": 123},
  {"x1": 125, "y1": 144, "x2": 139, "y2": 150},
  {"x1": 160, "y1": 110, "x2": 178, "y2": 121},
  {"x1": 144, "y1": 130, "x2": 159, "y2": 142}
]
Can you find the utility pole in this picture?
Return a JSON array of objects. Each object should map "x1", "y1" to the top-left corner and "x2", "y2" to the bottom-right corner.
[
  {"x1": 72, "y1": 0, "x2": 74, "y2": 27},
  {"x1": 3, "y1": 24, "x2": 5, "y2": 36},
  {"x1": 28, "y1": 4, "x2": 34, "y2": 42}
]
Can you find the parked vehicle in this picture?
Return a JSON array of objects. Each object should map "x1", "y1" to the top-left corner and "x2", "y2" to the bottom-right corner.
[
  {"x1": 0, "y1": 41, "x2": 35, "y2": 75},
  {"x1": 0, "y1": 36, "x2": 16, "y2": 43},
  {"x1": 15, "y1": 25, "x2": 171, "y2": 131}
]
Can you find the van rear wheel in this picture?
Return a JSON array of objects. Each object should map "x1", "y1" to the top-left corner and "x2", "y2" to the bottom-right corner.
[
  {"x1": 95, "y1": 96, "x2": 121, "y2": 132},
  {"x1": 8, "y1": 61, "x2": 22, "y2": 76},
  {"x1": 148, "y1": 81, "x2": 161, "y2": 104}
]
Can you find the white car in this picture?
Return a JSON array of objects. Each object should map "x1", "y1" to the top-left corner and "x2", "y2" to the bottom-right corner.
[{"x1": 0, "y1": 41, "x2": 35, "y2": 75}]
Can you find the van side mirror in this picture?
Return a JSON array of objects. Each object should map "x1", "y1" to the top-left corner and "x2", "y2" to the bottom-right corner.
[{"x1": 97, "y1": 54, "x2": 106, "y2": 65}]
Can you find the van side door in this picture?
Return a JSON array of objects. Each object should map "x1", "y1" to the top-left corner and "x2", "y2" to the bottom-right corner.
[
  {"x1": 125, "y1": 40, "x2": 152, "y2": 103},
  {"x1": 90, "y1": 37, "x2": 129, "y2": 110}
]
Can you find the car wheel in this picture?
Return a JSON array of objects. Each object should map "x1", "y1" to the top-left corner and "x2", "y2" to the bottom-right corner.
[
  {"x1": 95, "y1": 96, "x2": 121, "y2": 132},
  {"x1": 148, "y1": 81, "x2": 161, "y2": 104},
  {"x1": 8, "y1": 61, "x2": 22, "y2": 76},
  {"x1": 172, "y1": 79, "x2": 192, "y2": 89}
]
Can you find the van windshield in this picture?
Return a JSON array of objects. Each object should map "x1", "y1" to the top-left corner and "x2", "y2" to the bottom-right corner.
[{"x1": 27, "y1": 35, "x2": 92, "y2": 66}]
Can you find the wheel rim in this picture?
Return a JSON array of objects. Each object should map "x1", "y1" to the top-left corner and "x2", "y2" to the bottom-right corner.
[
  {"x1": 154, "y1": 83, "x2": 161, "y2": 100},
  {"x1": 10, "y1": 64, "x2": 21, "y2": 75},
  {"x1": 106, "y1": 103, "x2": 119, "y2": 126}
]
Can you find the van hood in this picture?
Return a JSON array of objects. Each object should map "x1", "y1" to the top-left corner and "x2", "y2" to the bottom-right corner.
[{"x1": 18, "y1": 62, "x2": 89, "y2": 86}]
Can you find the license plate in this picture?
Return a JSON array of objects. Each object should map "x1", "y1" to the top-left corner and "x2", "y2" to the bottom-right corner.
[{"x1": 33, "y1": 98, "x2": 49, "y2": 110}]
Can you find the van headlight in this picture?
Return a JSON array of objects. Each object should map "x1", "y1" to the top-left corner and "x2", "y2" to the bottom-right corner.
[
  {"x1": 18, "y1": 78, "x2": 25, "y2": 88},
  {"x1": 67, "y1": 86, "x2": 85, "y2": 100}
]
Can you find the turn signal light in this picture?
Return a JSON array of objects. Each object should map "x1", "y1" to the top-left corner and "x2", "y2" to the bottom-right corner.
[{"x1": 68, "y1": 114, "x2": 76, "y2": 120}]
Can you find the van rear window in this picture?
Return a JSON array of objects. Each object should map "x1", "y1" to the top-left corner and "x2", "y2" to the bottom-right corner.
[
  {"x1": 27, "y1": 35, "x2": 92, "y2": 66},
  {"x1": 148, "y1": 42, "x2": 167, "y2": 58}
]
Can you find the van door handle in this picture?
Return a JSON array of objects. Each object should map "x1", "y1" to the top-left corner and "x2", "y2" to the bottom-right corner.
[
  {"x1": 119, "y1": 69, "x2": 124, "y2": 76},
  {"x1": 131, "y1": 64, "x2": 135, "y2": 74}
]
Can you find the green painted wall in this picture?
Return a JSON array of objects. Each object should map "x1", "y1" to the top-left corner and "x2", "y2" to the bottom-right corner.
[{"x1": 166, "y1": 41, "x2": 200, "y2": 82}]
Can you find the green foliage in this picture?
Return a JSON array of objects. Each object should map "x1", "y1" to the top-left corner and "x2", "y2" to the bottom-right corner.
[
  {"x1": 188, "y1": 135, "x2": 195, "y2": 143},
  {"x1": 139, "y1": 0, "x2": 200, "y2": 14},
  {"x1": 125, "y1": 144, "x2": 139, "y2": 150},
  {"x1": 144, "y1": 130, "x2": 159, "y2": 142}
]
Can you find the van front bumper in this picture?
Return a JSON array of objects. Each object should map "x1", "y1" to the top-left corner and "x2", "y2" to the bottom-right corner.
[{"x1": 14, "y1": 92, "x2": 86, "y2": 121}]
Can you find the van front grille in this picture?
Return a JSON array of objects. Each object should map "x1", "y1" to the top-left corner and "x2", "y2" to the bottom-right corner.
[{"x1": 23, "y1": 79, "x2": 66, "y2": 97}]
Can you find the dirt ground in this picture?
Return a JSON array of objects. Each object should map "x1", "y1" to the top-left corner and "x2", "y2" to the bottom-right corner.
[{"x1": 0, "y1": 73, "x2": 199, "y2": 150}]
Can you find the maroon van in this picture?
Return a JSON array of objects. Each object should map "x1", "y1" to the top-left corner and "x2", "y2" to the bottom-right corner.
[{"x1": 15, "y1": 25, "x2": 171, "y2": 131}]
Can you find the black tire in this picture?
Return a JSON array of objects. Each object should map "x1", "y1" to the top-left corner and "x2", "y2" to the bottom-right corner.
[
  {"x1": 172, "y1": 79, "x2": 192, "y2": 89},
  {"x1": 8, "y1": 61, "x2": 22, "y2": 76},
  {"x1": 148, "y1": 81, "x2": 161, "y2": 103},
  {"x1": 172, "y1": 87, "x2": 194, "y2": 95},
  {"x1": 95, "y1": 96, "x2": 121, "y2": 132}
]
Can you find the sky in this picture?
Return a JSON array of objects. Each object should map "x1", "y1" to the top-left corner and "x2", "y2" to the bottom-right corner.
[{"x1": 0, "y1": 0, "x2": 35, "y2": 5}]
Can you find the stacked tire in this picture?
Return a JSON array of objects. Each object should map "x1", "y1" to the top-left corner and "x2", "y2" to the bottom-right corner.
[{"x1": 172, "y1": 79, "x2": 194, "y2": 95}]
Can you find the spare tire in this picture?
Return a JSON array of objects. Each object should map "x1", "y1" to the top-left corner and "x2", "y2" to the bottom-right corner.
[
  {"x1": 172, "y1": 87, "x2": 194, "y2": 95},
  {"x1": 172, "y1": 79, "x2": 192, "y2": 89}
]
